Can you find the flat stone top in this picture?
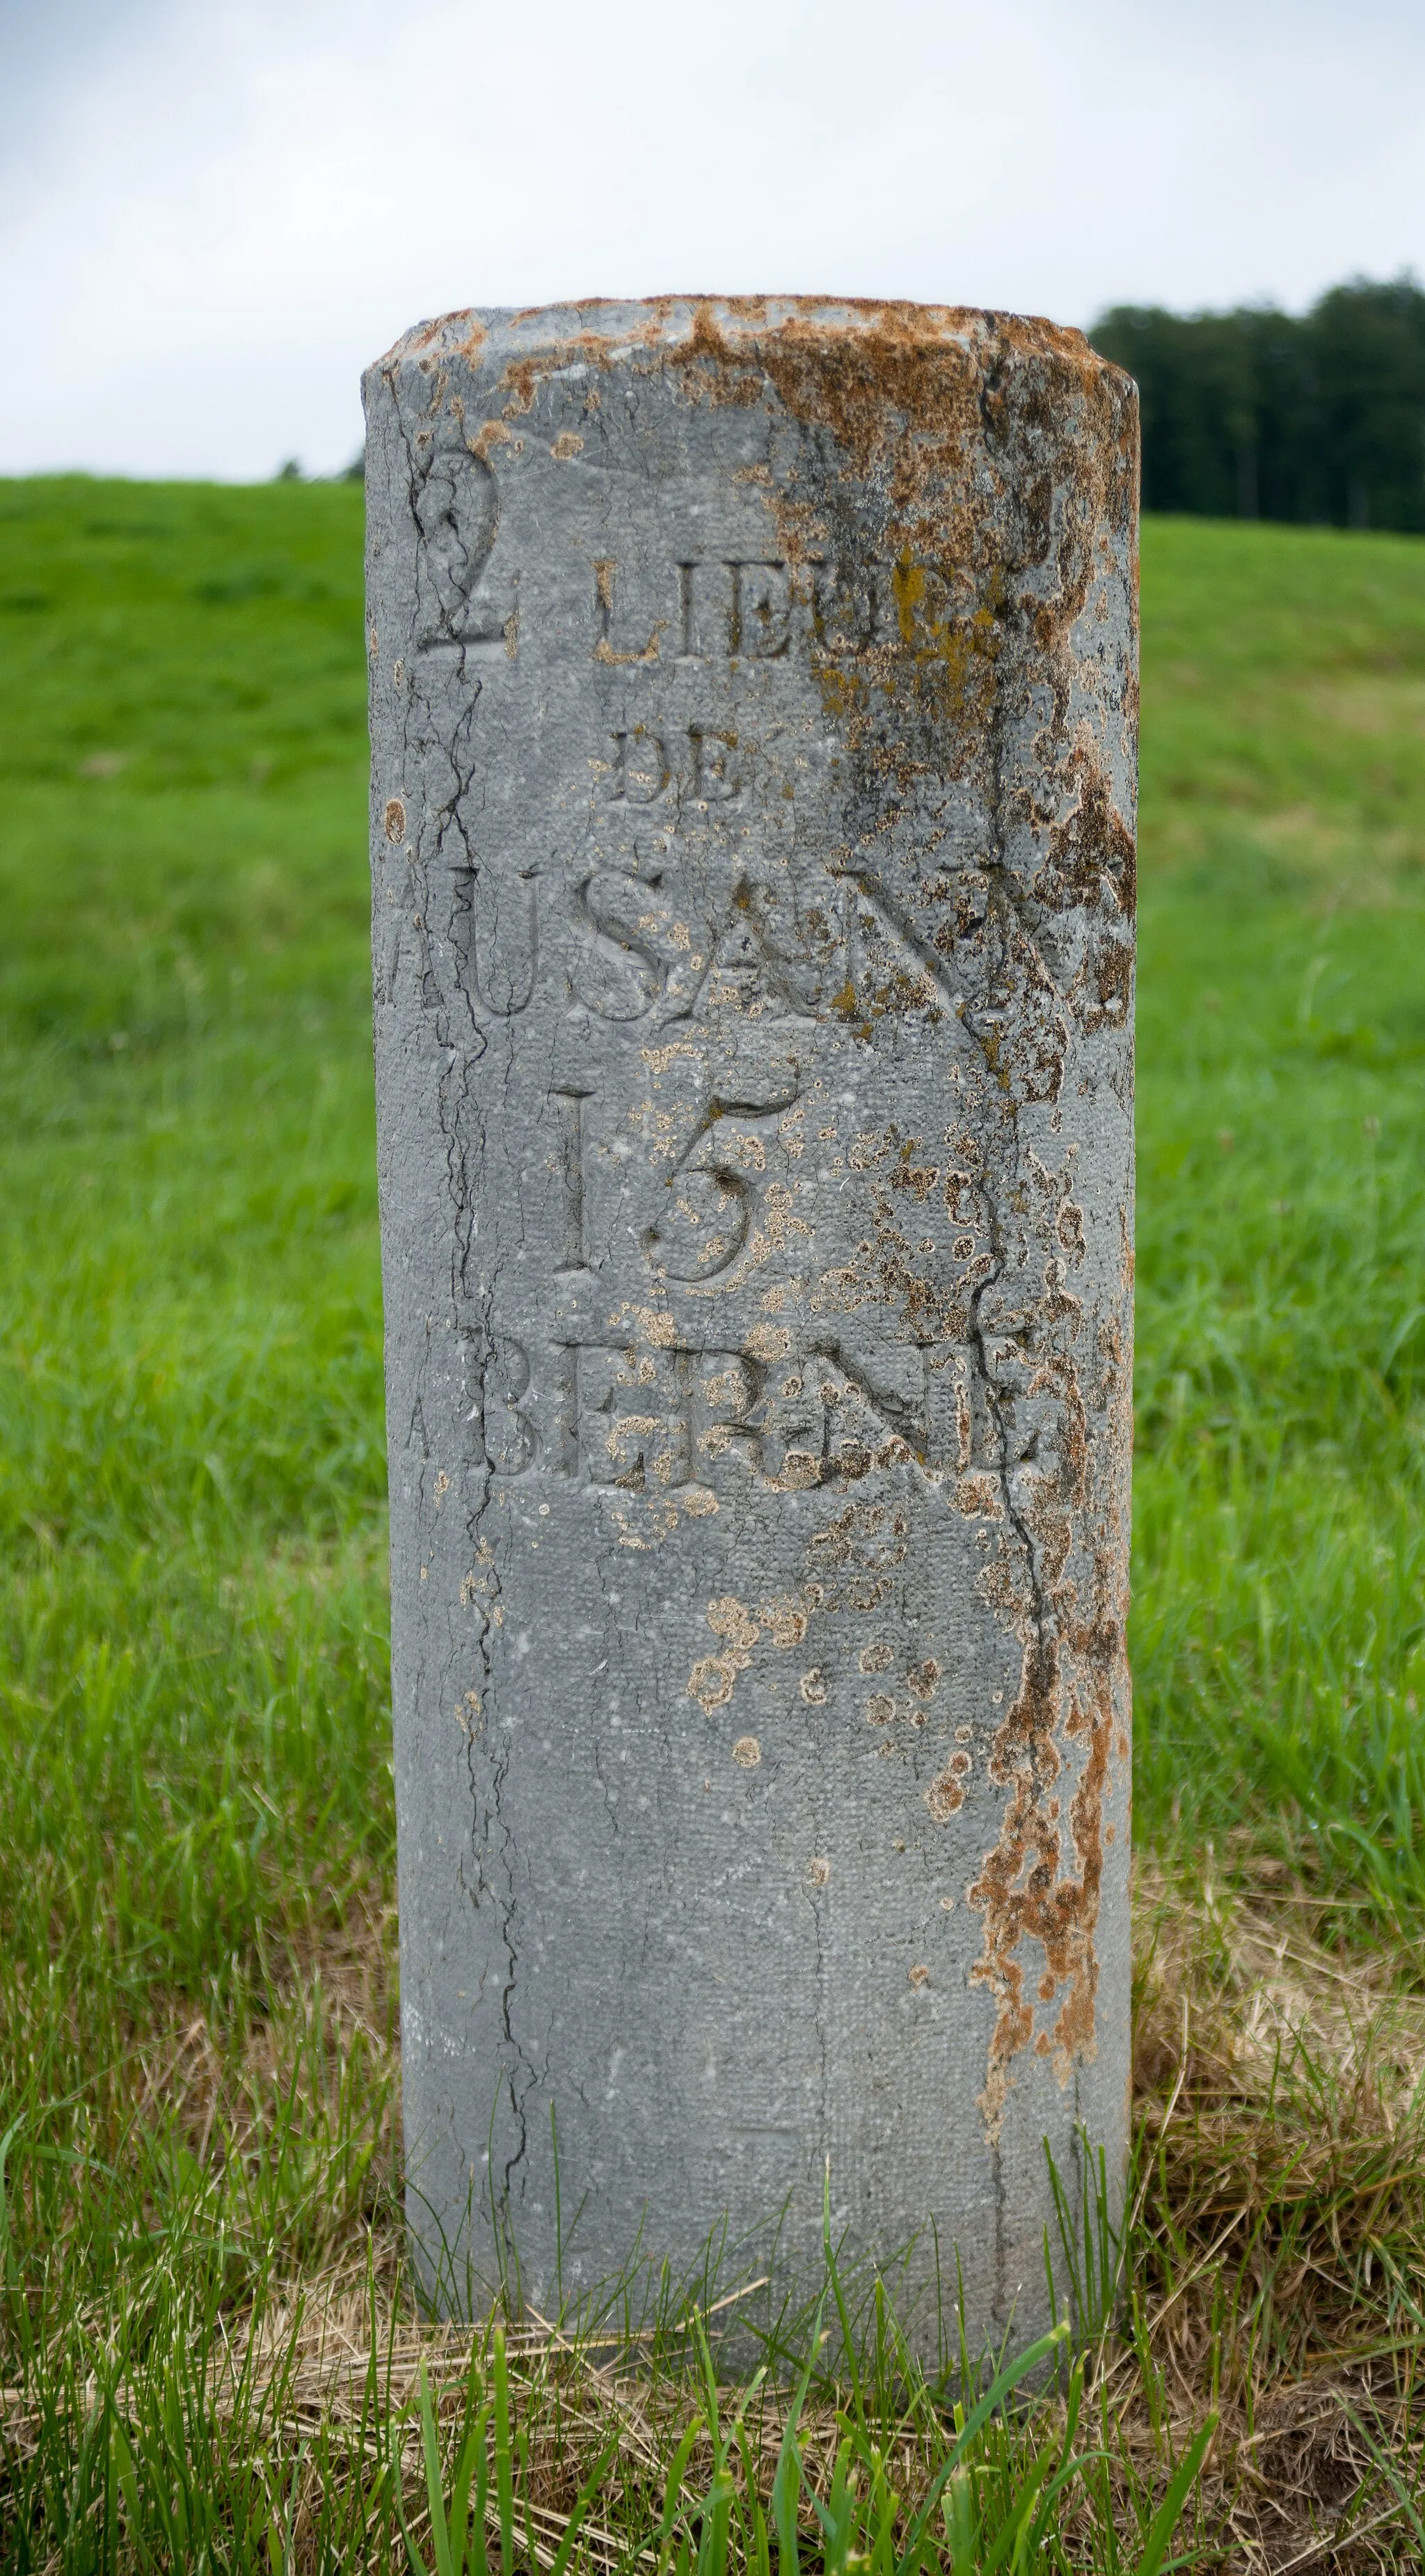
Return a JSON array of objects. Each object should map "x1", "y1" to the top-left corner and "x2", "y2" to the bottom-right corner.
[{"x1": 374, "y1": 295, "x2": 1120, "y2": 386}]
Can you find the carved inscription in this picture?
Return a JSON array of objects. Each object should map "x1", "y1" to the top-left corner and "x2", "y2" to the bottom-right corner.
[
  {"x1": 566, "y1": 857, "x2": 968, "y2": 1032},
  {"x1": 459, "y1": 864, "x2": 539, "y2": 1016},
  {"x1": 607, "y1": 728, "x2": 670, "y2": 803},
  {"x1": 644, "y1": 1076, "x2": 799, "y2": 1284},
  {"x1": 594, "y1": 560, "x2": 664, "y2": 666},
  {"x1": 412, "y1": 434, "x2": 517, "y2": 653},
  {"x1": 426, "y1": 842, "x2": 953, "y2": 1035},
  {"x1": 534, "y1": 1336, "x2": 932, "y2": 1493},
  {"x1": 552, "y1": 1089, "x2": 591, "y2": 1272},
  {"x1": 458, "y1": 1323, "x2": 1062, "y2": 1496},
  {"x1": 727, "y1": 560, "x2": 790, "y2": 658},
  {"x1": 596, "y1": 558, "x2": 790, "y2": 662},
  {"x1": 457, "y1": 1299, "x2": 1074, "y2": 1547}
]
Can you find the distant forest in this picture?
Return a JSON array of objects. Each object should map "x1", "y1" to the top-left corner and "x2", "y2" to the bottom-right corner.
[{"x1": 1090, "y1": 278, "x2": 1425, "y2": 532}]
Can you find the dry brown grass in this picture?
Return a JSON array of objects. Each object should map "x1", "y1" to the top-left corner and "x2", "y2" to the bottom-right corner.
[
  {"x1": 1110, "y1": 1858, "x2": 1425, "y2": 2565},
  {"x1": 209, "y1": 1865, "x2": 1425, "y2": 2563},
  {"x1": 8, "y1": 1862, "x2": 1425, "y2": 2568}
]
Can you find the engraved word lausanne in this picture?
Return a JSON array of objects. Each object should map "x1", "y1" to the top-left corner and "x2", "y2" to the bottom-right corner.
[{"x1": 571, "y1": 860, "x2": 965, "y2": 1030}]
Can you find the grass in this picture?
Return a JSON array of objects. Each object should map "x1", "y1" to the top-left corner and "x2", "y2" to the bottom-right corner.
[
  {"x1": 1133, "y1": 524, "x2": 1425, "y2": 1925},
  {"x1": 0, "y1": 485, "x2": 1424, "y2": 2566}
]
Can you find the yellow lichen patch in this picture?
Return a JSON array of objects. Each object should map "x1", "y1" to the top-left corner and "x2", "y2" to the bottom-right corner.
[
  {"x1": 759, "y1": 1595, "x2": 809, "y2": 1650},
  {"x1": 925, "y1": 1767, "x2": 966, "y2": 1823},
  {"x1": 639, "y1": 1041, "x2": 701, "y2": 1077},
  {"x1": 687, "y1": 1653, "x2": 745, "y2": 1712},
  {"x1": 706, "y1": 1597, "x2": 759, "y2": 1650},
  {"x1": 628, "y1": 1304, "x2": 678, "y2": 1348},
  {"x1": 696, "y1": 1184, "x2": 813, "y2": 1299},
  {"x1": 743, "y1": 1322, "x2": 792, "y2": 1362},
  {"x1": 777, "y1": 1449, "x2": 822, "y2": 1491}
]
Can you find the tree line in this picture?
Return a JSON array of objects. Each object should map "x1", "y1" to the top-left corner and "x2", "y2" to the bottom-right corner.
[{"x1": 1090, "y1": 277, "x2": 1425, "y2": 531}]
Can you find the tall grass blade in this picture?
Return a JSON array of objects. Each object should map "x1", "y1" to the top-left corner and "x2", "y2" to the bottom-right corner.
[{"x1": 1134, "y1": 2415, "x2": 1216, "y2": 2576}]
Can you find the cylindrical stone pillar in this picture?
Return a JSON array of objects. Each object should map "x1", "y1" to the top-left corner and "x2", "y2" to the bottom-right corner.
[{"x1": 365, "y1": 300, "x2": 1137, "y2": 2352}]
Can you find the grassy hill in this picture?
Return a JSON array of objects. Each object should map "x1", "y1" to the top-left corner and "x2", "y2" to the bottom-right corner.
[
  {"x1": 1133, "y1": 521, "x2": 1425, "y2": 1913},
  {"x1": 1, "y1": 482, "x2": 1424, "y2": 2563}
]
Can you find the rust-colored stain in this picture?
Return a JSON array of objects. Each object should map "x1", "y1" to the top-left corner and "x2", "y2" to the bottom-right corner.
[{"x1": 966, "y1": 1612, "x2": 1120, "y2": 2138}]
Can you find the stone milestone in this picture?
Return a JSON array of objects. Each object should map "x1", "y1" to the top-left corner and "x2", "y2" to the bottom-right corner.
[{"x1": 365, "y1": 299, "x2": 1138, "y2": 2350}]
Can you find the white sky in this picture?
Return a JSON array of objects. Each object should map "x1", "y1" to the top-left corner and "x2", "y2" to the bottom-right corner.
[{"x1": 1, "y1": 0, "x2": 1422, "y2": 481}]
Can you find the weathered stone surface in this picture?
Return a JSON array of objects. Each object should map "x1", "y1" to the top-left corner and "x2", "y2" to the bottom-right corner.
[{"x1": 365, "y1": 299, "x2": 1137, "y2": 2348}]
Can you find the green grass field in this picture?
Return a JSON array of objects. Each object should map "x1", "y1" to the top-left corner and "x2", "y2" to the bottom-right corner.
[{"x1": 2, "y1": 483, "x2": 1424, "y2": 2567}]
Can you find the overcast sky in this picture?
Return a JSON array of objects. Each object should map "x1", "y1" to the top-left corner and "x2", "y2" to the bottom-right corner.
[{"x1": 1, "y1": 0, "x2": 1422, "y2": 481}]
